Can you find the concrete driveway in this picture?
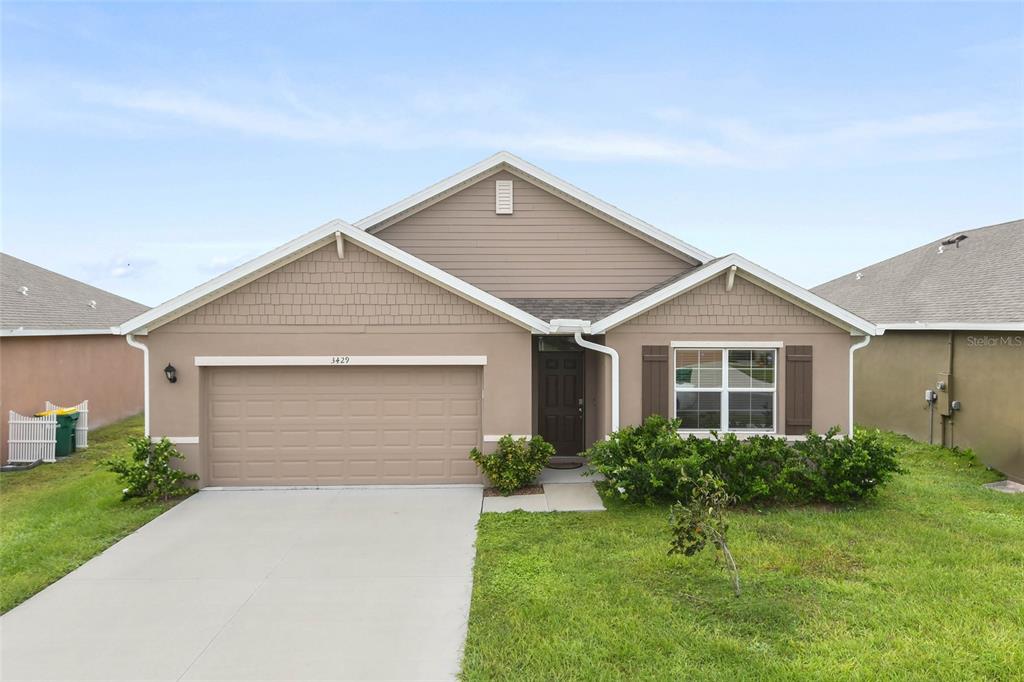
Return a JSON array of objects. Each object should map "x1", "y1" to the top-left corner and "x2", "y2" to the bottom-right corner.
[{"x1": 1, "y1": 487, "x2": 482, "y2": 681}]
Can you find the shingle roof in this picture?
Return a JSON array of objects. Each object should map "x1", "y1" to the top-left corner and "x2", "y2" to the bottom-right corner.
[
  {"x1": 502, "y1": 297, "x2": 632, "y2": 322},
  {"x1": 812, "y1": 220, "x2": 1024, "y2": 326},
  {"x1": 1, "y1": 253, "x2": 149, "y2": 331},
  {"x1": 502, "y1": 262, "x2": 726, "y2": 324}
]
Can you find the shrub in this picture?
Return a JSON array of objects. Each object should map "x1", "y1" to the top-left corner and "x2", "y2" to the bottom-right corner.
[
  {"x1": 101, "y1": 436, "x2": 199, "y2": 502},
  {"x1": 669, "y1": 472, "x2": 740, "y2": 596},
  {"x1": 585, "y1": 416, "x2": 902, "y2": 505},
  {"x1": 470, "y1": 435, "x2": 555, "y2": 495}
]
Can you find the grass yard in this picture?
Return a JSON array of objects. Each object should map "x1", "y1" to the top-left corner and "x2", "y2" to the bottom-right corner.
[
  {"x1": 462, "y1": 434, "x2": 1024, "y2": 681},
  {"x1": 0, "y1": 414, "x2": 177, "y2": 613}
]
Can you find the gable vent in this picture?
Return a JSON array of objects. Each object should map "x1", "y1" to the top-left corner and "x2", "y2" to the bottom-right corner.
[{"x1": 495, "y1": 180, "x2": 513, "y2": 214}]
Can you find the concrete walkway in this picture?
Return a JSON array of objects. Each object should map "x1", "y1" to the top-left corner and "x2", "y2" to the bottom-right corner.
[
  {"x1": 482, "y1": 465, "x2": 606, "y2": 513},
  {"x1": 0, "y1": 487, "x2": 483, "y2": 681}
]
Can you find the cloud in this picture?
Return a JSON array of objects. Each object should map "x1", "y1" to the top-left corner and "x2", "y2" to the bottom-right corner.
[
  {"x1": 457, "y1": 129, "x2": 741, "y2": 165},
  {"x1": 16, "y1": 77, "x2": 1019, "y2": 170},
  {"x1": 652, "y1": 107, "x2": 1017, "y2": 168},
  {"x1": 77, "y1": 83, "x2": 401, "y2": 144}
]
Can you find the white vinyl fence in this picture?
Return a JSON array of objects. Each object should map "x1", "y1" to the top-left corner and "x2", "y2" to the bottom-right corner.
[
  {"x1": 7, "y1": 411, "x2": 57, "y2": 463},
  {"x1": 45, "y1": 400, "x2": 88, "y2": 448}
]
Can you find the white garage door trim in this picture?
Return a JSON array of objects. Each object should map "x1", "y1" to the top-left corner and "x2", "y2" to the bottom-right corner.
[
  {"x1": 195, "y1": 355, "x2": 487, "y2": 366},
  {"x1": 203, "y1": 364, "x2": 484, "y2": 486}
]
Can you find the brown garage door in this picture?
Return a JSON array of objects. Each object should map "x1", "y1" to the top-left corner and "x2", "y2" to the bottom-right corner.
[{"x1": 204, "y1": 365, "x2": 482, "y2": 486}]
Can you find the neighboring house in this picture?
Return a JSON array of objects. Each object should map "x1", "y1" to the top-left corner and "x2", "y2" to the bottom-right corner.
[
  {"x1": 119, "y1": 152, "x2": 876, "y2": 487},
  {"x1": 814, "y1": 220, "x2": 1024, "y2": 482},
  {"x1": 1, "y1": 253, "x2": 149, "y2": 463}
]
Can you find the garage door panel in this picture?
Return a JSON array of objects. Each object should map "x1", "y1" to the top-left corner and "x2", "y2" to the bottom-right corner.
[
  {"x1": 450, "y1": 429, "x2": 480, "y2": 448},
  {"x1": 382, "y1": 399, "x2": 412, "y2": 416},
  {"x1": 205, "y1": 366, "x2": 482, "y2": 485},
  {"x1": 348, "y1": 400, "x2": 378, "y2": 417},
  {"x1": 450, "y1": 399, "x2": 480, "y2": 417}
]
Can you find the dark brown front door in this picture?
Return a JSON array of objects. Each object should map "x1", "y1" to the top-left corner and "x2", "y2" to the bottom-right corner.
[{"x1": 538, "y1": 351, "x2": 584, "y2": 456}]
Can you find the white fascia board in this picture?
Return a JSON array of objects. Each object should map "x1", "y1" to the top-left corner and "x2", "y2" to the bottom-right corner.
[
  {"x1": 120, "y1": 218, "x2": 550, "y2": 335},
  {"x1": 354, "y1": 151, "x2": 714, "y2": 264},
  {"x1": 0, "y1": 327, "x2": 119, "y2": 337},
  {"x1": 591, "y1": 254, "x2": 878, "y2": 336},
  {"x1": 877, "y1": 322, "x2": 1024, "y2": 332},
  {"x1": 195, "y1": 355, "x2": 488, "y2": 367},
  {"x1": 340, "y1": 220, "x2": 550, "y2": 333},
  {"x1": 355, "y1": 153, "x2": 509, "y2": 231},
  {"x1": 119, "y1": 219, "x2": 346, "y2": 334}
]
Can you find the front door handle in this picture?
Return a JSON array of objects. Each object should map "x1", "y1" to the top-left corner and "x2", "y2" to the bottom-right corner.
[{"x1": 577, "y1": 397, "x2": 584, "y2": 415}]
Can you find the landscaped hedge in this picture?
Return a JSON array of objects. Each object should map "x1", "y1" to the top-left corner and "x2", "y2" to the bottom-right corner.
[{"x1": 584, "y1": 415, "x2": 902, "y2": 505}]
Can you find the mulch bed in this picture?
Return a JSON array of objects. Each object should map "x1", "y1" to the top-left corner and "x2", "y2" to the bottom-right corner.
[{"x1": 483, "y1": 485, "x2": 545, "y2": 497}]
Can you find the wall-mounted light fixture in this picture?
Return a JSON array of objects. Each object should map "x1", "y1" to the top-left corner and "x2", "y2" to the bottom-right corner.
[{"x1": 164, "y1": 364, "x2": 177, "y2": 383}]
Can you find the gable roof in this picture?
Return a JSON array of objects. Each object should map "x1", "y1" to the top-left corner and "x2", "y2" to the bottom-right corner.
[
  {"x1": 812, "y1": 219, "x2": 1024, "y2": 331},
  {"x1": 119, "y1": 219, "x2": 551, "y2": 335},
  {"x1": 589, "y1": 254, "x2": 877, "y2": 335},
  {"x1": 1, "y1": 253, "x2": 149, "y2": 336},
  {"x1": 354, "y1": 151, "x2": 713, "y2": 265}
]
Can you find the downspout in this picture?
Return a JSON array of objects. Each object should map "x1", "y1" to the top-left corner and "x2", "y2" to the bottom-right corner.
[
  {"x1": 572, "y1": 331, "x2": 620, "y2": 432},
  {"x1": 945, "y1": 331, "x2": 955, "y2": 448},
  {"x1": 125, "y1": 334, "x2": 150, "y2": 437},
  {"x1": 848, "y1": 335, "x2": 871, "y2": 437}
]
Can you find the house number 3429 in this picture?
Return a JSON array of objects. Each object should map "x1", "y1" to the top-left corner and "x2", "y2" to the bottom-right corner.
[{"x1": 330, "y1": 356, "x2": 351, "y2": 365}]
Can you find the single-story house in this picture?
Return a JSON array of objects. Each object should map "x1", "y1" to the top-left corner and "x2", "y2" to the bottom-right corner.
[
  {"x1": 1, "y1": 253, "x2": 149, "y2": 463},
  {"x1": 814, "y1": 219, "x2": 1023, "y2": 482},
  {"x1": 119, "y1": 152, "x2": 877, "y2": 487}
]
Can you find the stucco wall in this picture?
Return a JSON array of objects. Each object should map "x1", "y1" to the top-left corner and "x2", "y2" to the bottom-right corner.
[
  {"x1": 0, "y1": 334, "x2": 144, "y2": 463},
  {"x1": 606, "y1": 273, "x2": 854, "y2": 434},
  {"x1": 855, "y1": 330, "x2": 1024, "y2": 481},
  {"x1": 144, "y1": 242, "x2": 532, "y2": 484}
]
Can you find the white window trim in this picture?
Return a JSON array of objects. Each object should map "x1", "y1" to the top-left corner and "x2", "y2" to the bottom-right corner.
[
  {"x1": 670, "y1": 341, "x2": 783, "y2": 349},
  {"x1": 194, "y1": 355, "x2": 487, "y2": 367},
  {"x1": 673, "y1": 346, "x2": 778, "y2": 435}
]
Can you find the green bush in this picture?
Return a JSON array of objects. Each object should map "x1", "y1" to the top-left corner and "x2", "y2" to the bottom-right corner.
[
  {"x1": 100, "y1": 436, "x2": 199, "y2": 502},
  {"x1": 470, "y1": 435, "x2": 555, "y2": 495},
  {"x1": 585, "y1": 415, "x2": 902, "y2": 505}
]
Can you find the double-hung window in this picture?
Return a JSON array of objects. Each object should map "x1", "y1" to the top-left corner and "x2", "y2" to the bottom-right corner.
[{"x1": 674, "y1": 347, "x2": 777, "y2": 432}]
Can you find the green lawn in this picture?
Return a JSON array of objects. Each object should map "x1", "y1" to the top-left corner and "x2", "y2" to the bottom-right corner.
[
  {"x1": 462, "y1": 434, "x2": 1024, "y2": 681},
  {"x1": 0, "y1": 414, "x2": 176, "y2": 613}
]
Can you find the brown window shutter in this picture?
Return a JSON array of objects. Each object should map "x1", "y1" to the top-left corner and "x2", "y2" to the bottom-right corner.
[
  {"x1": 785, "y1": 345, "x2": 813, "y2": 435},
  {"x1": 642, "y1": 345, "x2": 670, "y2": 420}
]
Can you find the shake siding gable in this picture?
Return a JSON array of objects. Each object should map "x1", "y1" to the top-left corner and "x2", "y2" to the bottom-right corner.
[
  {"x1": 625, "y1": 275, "x2": 834, "y2": 328},
  {"x1": 376, "y1": 170, "x2": 696, "y2": 299},
  {"x1": 173, "y1": 243, "x2": 512, "y2": 328},
  {"x1": 608, "y1": 273, "x2": 851, "y2": 435}
]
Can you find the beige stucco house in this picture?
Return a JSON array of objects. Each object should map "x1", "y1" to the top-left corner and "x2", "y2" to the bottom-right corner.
[
  {"x1": 814, "y1": 220, "x2": 1023, "y2": 482},
  {"x1": 1, "y1": 254, "x2": 148, "y2": 463},
  {"x1": 119, "y1": 153, "x2": 876, "y2": 487}
]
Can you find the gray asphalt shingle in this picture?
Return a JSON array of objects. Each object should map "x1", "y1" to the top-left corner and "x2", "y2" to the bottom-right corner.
[
  {"x1": 1, "y1": 253, "x2": 149, "y2": 331},
  {"x1": 503, "y1": 259, "x2": 725, "y2": 323},
  {"x1": 812, "y1": 220, "x2": 1023, "y2": 325}
]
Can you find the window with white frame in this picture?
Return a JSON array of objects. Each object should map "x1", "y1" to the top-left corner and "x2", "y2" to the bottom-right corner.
[{"x1": 674, "y1": 348, "x2": 777, "y2": 432}]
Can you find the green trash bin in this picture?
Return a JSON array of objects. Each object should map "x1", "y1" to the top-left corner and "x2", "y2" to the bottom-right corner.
[{"x1": 55, "y1": 411, "x2": 80, "y2": 457}]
